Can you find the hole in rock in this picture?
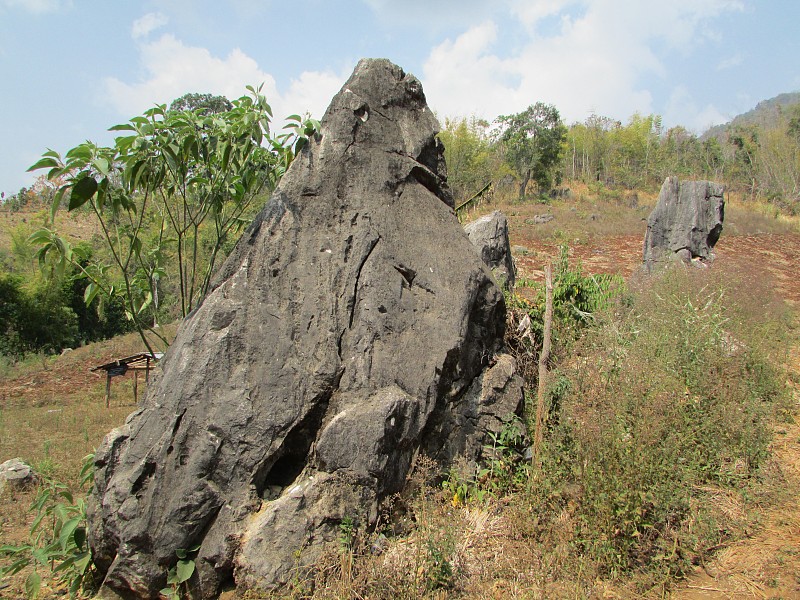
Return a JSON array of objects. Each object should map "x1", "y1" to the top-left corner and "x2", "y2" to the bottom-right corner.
[
  {"x1": 255, "y1": 397, "x2": 332, "y2": 499},
  {"x1": 131, "y1": 461, "x2": 157, "y2": 495}
]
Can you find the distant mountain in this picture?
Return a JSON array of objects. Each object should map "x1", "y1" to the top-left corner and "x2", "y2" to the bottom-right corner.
[{"x1": 702, "y1": 91, "x2": 800, "y2": 140}]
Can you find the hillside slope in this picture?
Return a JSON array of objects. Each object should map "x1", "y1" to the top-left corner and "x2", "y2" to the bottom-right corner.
[{"x1": 703, "y1": 91, "x2": 800, "y2": 140}]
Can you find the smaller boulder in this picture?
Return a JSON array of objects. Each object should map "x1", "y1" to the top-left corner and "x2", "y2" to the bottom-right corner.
[
  {"x1": 643, "y1": 177, "x2": 724, "y2": 271},
  {"x1": 0, "y1": 458, "x2": 39, "y2": 494},
  {"x1": 464, "y1": 211, "x2": 516, "y2": 290},
  {"x1": 528, "y1": 214, "x2": 554, "y2": 225}
]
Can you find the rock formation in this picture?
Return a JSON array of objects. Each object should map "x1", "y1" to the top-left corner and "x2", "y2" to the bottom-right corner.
[
  {"x1": 0, "y1": 458, "x2": 38, "y2": 494},
  {"x1": 464, "y1": 210, "x2": 516, "y2": 290},
  {"x1": 87, "y1": 58, "x2": 523, "y2": 599},
  {"x1": 643, "y1": 177, "x2": 724, "y2": 271}
]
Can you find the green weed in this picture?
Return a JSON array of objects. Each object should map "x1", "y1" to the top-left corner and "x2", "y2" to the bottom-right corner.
[{"x1": 0, "y1": 453, "x2": 97, "y2": 599}]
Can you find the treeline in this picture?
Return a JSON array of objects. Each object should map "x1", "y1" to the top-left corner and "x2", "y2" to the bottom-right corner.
[
  {"x1": 1, "y1": 94, "x2": 798, "y2": 358},
  {"x1": 440, "y1": 103, "x2": 800, "y2": 213},
  {"x1": 0, "y1": 263, "x2": 131, "y2": 358}
]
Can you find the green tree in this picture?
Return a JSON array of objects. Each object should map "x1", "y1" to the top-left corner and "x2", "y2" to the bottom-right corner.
[
  {"x1": 29, "y1": 84, "x2": 318, "y2": 354},
  {"x1": 496, "y1": 102, "x2": 567, "y2": 199},
  {"x1": 786, "y1": 103, "x2": 800, "y2": 143},
  {"x1": 564, "y1": 114, "x2": 620, "y2": 183},
  {"x1": 608, "y1": 113, "x2": 662, "y2": 189},
  {"x1": 726, "y1": 125, "x2": 759, "y2": 199},
  {"x1": 700, "y1": 137, "x2": 724, "y2": 181},
  {"x1": 438, "y1": 116, "x2": 502, "y2": 202},
  {"x1": 168, "y1": 92, "x2": 233, "y2": 115}
]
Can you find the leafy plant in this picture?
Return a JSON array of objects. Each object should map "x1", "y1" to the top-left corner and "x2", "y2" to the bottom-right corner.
[
  {"x1": 529, "y1": 268, "x2": 789, "y2": 584},
  {"x1": 160, "y1": 545, "x2": 201, "y2": 600},
  {"x1": 0, "y1": 454, "x2": 97, "y2": 599},
  {"x1": 338, "y1": 516, "x2": 356, "y2": 552},
  {"x1": 28, "y1": 85, "x2": 320, "y2": 354},
  {"x1": 496, "y1": 102, "x2": 567, "y2": 198},
  {"x1": 508, "y1": 246, "x2": 623, "y2": 363}
]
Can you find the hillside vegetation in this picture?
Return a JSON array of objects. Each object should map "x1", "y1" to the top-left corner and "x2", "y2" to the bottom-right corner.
[{"x1": 1, "y1": 90, "x2": 798, "y2": 362}]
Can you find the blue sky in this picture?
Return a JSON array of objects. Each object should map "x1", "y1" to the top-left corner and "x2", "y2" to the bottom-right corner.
[{"x1": 1, "y1": 0, "x2": 798, "y2": 196}]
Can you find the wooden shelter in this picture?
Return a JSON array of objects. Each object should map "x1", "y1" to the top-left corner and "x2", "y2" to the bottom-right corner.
[{"x1": 91, "y1": 353, "x2": 163, "y2": 407}]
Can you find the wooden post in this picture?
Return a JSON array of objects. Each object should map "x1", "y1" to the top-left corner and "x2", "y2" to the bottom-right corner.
[
  {"x1": 145, "y1": 356, "x2": 151, "y2": 384},
  {"x1": 133, "y1": 370, "x2": 139, "y2": 405},
  {"x1": 532, "y1": 262, "x2": 553, "y2": 467},
  {"x1": 105, "y1": 372, "x2": 112, "y2": 408}
]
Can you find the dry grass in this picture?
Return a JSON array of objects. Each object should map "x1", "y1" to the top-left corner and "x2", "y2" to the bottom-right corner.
[
  {"x1": 0, "y1": 206, "x2": 103, "y2": 260},
  {"x1": 0, "y1": 326, "x2": 175, "y2": 484},
  {"x1": 0, "y1": 327, "x2": 177, "y2": 599}
]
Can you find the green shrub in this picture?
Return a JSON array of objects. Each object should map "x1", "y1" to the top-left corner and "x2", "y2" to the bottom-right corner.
[
  {"x1": 506, "y1": 246, "x2": 624, "y2": 386},
  {"x1": 532, "y1": 267, "x2": 789, "y2": 585},
  {"x1": 0, "y1": 455, "x2": 97, "y2": 599}
]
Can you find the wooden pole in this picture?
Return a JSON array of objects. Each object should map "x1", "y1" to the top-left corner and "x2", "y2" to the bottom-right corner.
[
  {"x1": 532, "y1": 262, "x2": 553, "y2": 467},
  {"x1": 133, "y1": 370, "x2": 139, "y2": 405},
  {"x1": 105, "y1": 372, "x2": 112, "y2": 408}
]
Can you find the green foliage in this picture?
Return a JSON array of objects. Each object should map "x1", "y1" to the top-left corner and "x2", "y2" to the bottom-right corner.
[
  {"x1": 443, "y1": 415, "x2": 529, "y2": 507},
  {"x1": 561, "y1": 103, "x2": 799, "y2": 213},
  {"x1": 438, "y1": 116, "x2": 503, "y2": 203},
  {"x1": 160, "y1": 545, "x2": 201, "y2": 600},
  {"x1": 609, "y1": 113, "x2": 663, "y2": 189},
  {"x1": 0, "y1": 273, "x2": 25, "y2": 355},
  {"x1": 0, "y1": 454, "x2": 97, "y2": 599},
  {"x1": 530, "y1": 269, "x2": 789, "y2": 583},
  {"x1": 496, "y1": 102, "x2": 567, "y2": 198},
  {"x1": 0, "y1": 249, "x2": 130, "y2": 358},
  {"x1": 509, "y1": 246, "x2": 623, "y2": 355},
  {"x1": 169, "y1": 92, "x2": 233, "y2": 115},
  {"x1": 0, "y1": 272, "x2": 82, "y2": 356},
  {"x1": 423, "y1": 539, "x2": 454, "y2": 591},
  {"x1": 564, "y1": 113, "x2": 620, "y2": 184},
  {"x1": 337, "y1": 516, "x2": 356, "y2": 553},
  {"x1": 28, "y1": 84, "x2": 319, "y2": 354}
]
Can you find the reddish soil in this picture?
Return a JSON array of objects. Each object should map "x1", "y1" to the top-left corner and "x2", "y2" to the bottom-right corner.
[
  {"x1": 507, "y1": 225, "x2": 800, "y2": 599},
  {"x1": 511, "y1": 229, "x2": 800, "y2": 307}
]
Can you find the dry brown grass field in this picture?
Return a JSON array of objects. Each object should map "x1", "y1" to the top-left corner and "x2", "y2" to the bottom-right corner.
[{"x1": 1, "y1": 185, "x2": 798, "y2": 598}]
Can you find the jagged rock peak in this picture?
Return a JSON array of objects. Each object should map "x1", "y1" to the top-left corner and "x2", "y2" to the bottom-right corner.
[{"x1": 87, "y1": 58, "x2": 521, "y2": 599}]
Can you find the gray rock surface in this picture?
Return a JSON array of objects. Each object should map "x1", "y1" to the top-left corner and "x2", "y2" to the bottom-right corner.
[
  {"x1": 464, "y1": 210, "x2": 516, "y2": 290},
  {"x1": 87, "y1": 58, "x2": 522, "y2": 599},
  {"x1": 643, "y1": 177, "x2": 724, "y2": 271},
  {"x1": 0, "y1": 458, "x2": 38, "y2": 494}
]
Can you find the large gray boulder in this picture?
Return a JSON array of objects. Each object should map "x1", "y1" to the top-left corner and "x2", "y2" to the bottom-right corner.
[
  {"x1": 643, "y1": 177, "x2": 724, "y2": 271},
  {"x1": 464, "y1": 210, "x2": 516, "y2": 290},
  {"x1": 87, "y1": 59, "x2": 522, "y2": 599}
]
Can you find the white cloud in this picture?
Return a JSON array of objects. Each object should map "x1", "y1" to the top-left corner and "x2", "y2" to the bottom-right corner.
[
  {"x1": 103, "y1": 33, "x2": 346, "y2": 124},
  {"x1": 422, "y1": 0, "x2": 743, "y2": 126},
  {"x1": 132, "y1": 12, "x2": 168, "y2": 40},
  {"x1": 717, "y1": 53, "x2": 743, "y2": 70},
  {"x1": 509, "y1": 0, "x2": 576, "y2": 28},
  {"x1": 664, "y1": 84, "x2": 728, "y2": 133},
  {"x1": 281, "y1": 70, "x2": 349, "y2": 121},
  {"x1": 361, "y1": 0, "x2": 493, "y2": 28},
  {"x1": 1, "y1": 0, "x2": 69, "y2": 13}
]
